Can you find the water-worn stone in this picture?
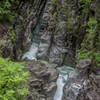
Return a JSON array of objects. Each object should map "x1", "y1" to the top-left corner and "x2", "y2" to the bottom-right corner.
[{"x1": 62, "y1": 59, "x2": 91, "y2": 100}]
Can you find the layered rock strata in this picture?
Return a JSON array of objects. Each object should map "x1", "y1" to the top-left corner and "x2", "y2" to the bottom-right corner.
[
  {"x1": 0, "y1": 0, "x2": 46, "y2": 60},
  {"x1": 38, "y1": 0, "x2": 100, "y2": 100},
  {"x1": 37, "y1": 0, "x2": 76, "y2": 67},
  {"x1": 24, "y1": 59, "x2": 58, "y2": 100}
]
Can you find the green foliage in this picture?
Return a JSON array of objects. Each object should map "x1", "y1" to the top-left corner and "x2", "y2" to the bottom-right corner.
[
  {"x1": 77, "y1": 16, "x2": 98, "y2": 62},
  {"x1": 8, "y1": 26, "x2": 13, "y2": 30},
  {"x1": 86, "y1": 17, "x2": 97, "y2": 34},
  {"x1": 81, "y1": 0, "x2": 91, "y2": 13},
  {"x1": 76, "y1": 8, "x2": 100, "y2": 67},
  {"x1": 52, "y1": 0, "x2": 56, "y2": 6},
  {"x1": 52, "y1": 0, "x2": 59, "y2": 10},
  {"x1": 95, "y1": 52, "x2": 100, "y2": 66},
  {"x1": 0, "y1": 0, "x2": 12, "y2": 20},
  {"x1": 95, "y1": 53, "x2": 100, "y2": 62},
  {"x1": 41, "y1": 61, "x2": 45, "y2": 66},
  {"x1": 77, "y1": 50, "x2": 94, "y2": 62},
  {"x1": 37, "y1": 71, "x2": 40, "y2": 74},
  {"x1": 63, "y1": 5, "x2": 68, "y2": 18},
  {"x1": 0, "y1": 50, "x2": 3, "y2": 53},
  {"x1": 53, "y1": 12, "x2": 57, "y2": 16},
  {"x1": 0, "y1": 0, "x2": 19, "y2": 21},
  {"x1": 90, "y1": 85, "x2": 92, "y2": 89},
  {"x1": 83, "y1": 17, "x2": 97, "y2": 48},
  {"x1": 9, "y1": 31, "x2": 16, "y2": 40},
  {"x1": 27, "y1": 10, "x2": 30, "y2": 15},
  {"x1": 0, "y1": 57, "x2": 29, "y2": 100}
]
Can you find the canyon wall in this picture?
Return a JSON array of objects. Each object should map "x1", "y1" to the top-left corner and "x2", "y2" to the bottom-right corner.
[
  {"x1": 1, "y1": 0, "x2": 100, "y2": 100},
  {"x1": 23, "y1": 59, "x2": 58, "y2": 100},
  {"x1": 37, "y1": 0, "x2": 76, "y2": 67},
  {"x1": 0, "y1": 1, "x2": 58, "y2": 100},
  {"x1": 0, "y1": 0, "x2": 46, "y2": 60},
  {"x1": 38, "y1": 0, "x2": 100, "y2": 100}
]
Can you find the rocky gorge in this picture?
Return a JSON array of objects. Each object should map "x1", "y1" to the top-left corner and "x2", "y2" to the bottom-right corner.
[{"x1": 0, "y1": 0, "x2": 100, "y2": 100}]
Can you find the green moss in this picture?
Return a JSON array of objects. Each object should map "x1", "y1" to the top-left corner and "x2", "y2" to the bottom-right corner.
[
  {"x1": 9, "y1": 30, "x2": 16, "y2": 40},
  {"x1": 81, "y1": 0, "x2": 92, "y2": 13},
  {"x1": 41, "y1": 61, "x2": 45, "y2": 66},
  {"x1": 0, "y1": 50, "x2": 3, "y2": 53},
  {"x1": 77, "y1": 50, "x2": 94, "y2": 62},
  {"x1": 76, "y1": 15, "x2": 99, "y2": 63}
]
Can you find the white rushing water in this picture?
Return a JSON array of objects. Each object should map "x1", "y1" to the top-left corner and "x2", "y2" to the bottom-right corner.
[
  {"x1": 22, "y1": 0, "x2": 47, "y2": 60},
  {"x1": 22, "y1": 42, "x2": 39, "y2": 60},
  {"x1": 53, "y1": 65, "x2": 74, "y2": 100},
  {"x1": 22, "y1": 29, "x2": 41, "y2": 60},
  {"x1": 22, "y1": 0, "x2": 74, "y2": 100}
]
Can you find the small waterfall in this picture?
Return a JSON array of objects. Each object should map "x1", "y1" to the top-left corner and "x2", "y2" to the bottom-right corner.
[
  {"x1": 22, "y1": 0, "x2": 74, "y2": 100},
  {"x1": 53, "y1": 65, "x2": 74, "y2": 100},
  {"x1": 22, "y1": 0, "x2": 48, "y2": 60}
]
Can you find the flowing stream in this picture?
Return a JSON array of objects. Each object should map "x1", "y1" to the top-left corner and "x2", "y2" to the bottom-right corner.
[
  {"x1": 22, "y1": 0, "x2": 74, "y2": 100},
  {"x1": 53, "y1": 65, "x2": 74, "y2": 100},
  {"x1": 22, "y1": 0, "x2": 48, "y2": 60}
]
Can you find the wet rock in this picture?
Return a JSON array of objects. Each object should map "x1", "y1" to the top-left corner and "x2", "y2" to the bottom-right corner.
[
  {"x1": 21, "y1": 21, "x2": 33, "y2": 53},
  {"x1": 62, "y1": 59, "x2": 91, "y2": 100},
  {"x1": 86, "y1": 90, "x2": 100, "y2": 100},
  {"x1": 43, "y1": 82, "x2": 57, "y2": 98},
  {"x1": 47, "y1": 97, "x2": 52, "y2": 100},
  {"x1": 63, "y1": 52, "x2": 75, "y2": 68},
  {"x1": 24, "y1": 59, "x2": 58, "y2": 100},
  {"x1": 15, "y1": 0, "x2": 46, "y2": 60},
  {"x1": 94, "y1": 76, "x2": 100, "y2": 87},
  {"x1": 37, "y1": 32, "x2": 52, "y2": 60},
  {"x1": 38, "y1": 0, "x2": 76, "y2": 66},
  {"x1": 0, "y1": 0, "x2": 46, "y2": 60}
]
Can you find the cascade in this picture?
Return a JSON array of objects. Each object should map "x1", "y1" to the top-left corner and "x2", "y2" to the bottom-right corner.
[
  {"x1": 22, "y1": 0, "x2": 48, "y2": 60},
  {"x1": 22, "y1": 0, "x2": 74, "y2": 100},
  {"x1": 53, "y1": 65, "x2": 74, "y2": 100}
]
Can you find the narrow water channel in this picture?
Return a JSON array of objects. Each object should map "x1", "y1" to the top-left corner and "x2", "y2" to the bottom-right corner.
[
  {"x1": 22, "y1": 0, "x2": 74, "y2": 100},
  {"x1": 22, "y1": 0, "x2": 48, "y2": 60},
  {"x1": 53, "y1": 65, "x2": 74, "y2": 100}
]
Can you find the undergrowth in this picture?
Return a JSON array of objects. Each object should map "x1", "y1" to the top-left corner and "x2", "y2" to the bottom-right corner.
[{"x1": 0, "y1": 57, "x2": 29, "y2": 100}]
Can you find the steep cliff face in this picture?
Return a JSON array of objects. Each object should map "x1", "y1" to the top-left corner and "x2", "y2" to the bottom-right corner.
[
  {"x1": 63, "y1": 0, "x2": 100, "y2": 100},
  {"x1": 38, "y1": 0, "x2": 100, "y2": 100},
  {"x1": 0, "y1": 0, "x2": 46, "y2": 60},
  {"x1": 23, "y1": 59, "x2": 58, "y2": 100},
  {"x1": 0, "y1": 1, "x2": 59, "y2": 100},
  {"x1": 37, "y1": 0, "x2": 76, "y2": 67},
  {"x1": 1, "y1": 0, "x2": 100, "y2": 100}
]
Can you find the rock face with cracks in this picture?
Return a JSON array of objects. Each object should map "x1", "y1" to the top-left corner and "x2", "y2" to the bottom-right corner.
[
  {"x1": 62, "y1": 59, "x2": 91, "y2": 100},
  {"x1": 1, "y1": 0, "x2": 100, "y2": 100},
  {"x1": 0, "y1": 0, "x2": 46, "y2": 60},
  {"x1": 37, "y1": 0, "x2": 76, "y2": 67},
  {"x1": 23, "y1": 59, "x2": 58, "y2": 100}
]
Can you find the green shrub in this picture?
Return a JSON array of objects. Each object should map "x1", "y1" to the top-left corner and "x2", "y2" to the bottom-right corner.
[
  {"x1": 81, "y1": 0, "x2": 91, "y2": 13},
  {"x1": 77, "y1": 50, "x2": 94, "y2": 62},
  {"x1": 77, "y1": 17, "x2": 98, "y2": 62},
  {"x1": 0, "y1": 57, "x2": 29, "y2": 100},
  {"x1": 95, "y1": 53, "x2": 100, "y2": 62},
  {"x1": 9, "y1": 31, "x2": 16, "y2": 40},
  {"x1": 95, "y1": 52, "x2": 100, "y2": 66},
  {"x1": 0, "y1": 0, "x2": 19, "y2": 21},
  {"x1": 41, "y1": 61, "x2": 45, "y2": 66}
]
